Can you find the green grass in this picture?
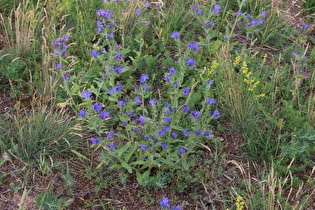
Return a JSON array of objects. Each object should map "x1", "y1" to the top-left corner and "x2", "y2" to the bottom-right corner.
[{"x1": 0, "y1": 0, "x2": 314, "y2": 209}]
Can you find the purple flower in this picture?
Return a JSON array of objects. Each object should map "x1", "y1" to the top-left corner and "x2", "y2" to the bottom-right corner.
[
  {"x1": 258, "y1": 19, "x2": 264, "y2": 25},
  {"x1": 164, "y1": 103, "x2": 171, "y2": 108},
  {"x1": 138, "y1": 115, "x2": 146, "y2": 125},
  {"x1": 190, "y1": 5, "x2": 197, "y2": 10},
  {"x1": 261, "y1": 11, "x2": 267, "y2": 17},
  {"x1": 183, "y1": 130, "x2": 189, "y2": 136},
  {"x1": 52, "y1": 40, "x2": 62, "y2": 46},
  {"x1": 223, "y1": 35, "x2": 228, "y2": 39},
  {"x1": 160, "y1": 197, "x2": 170, "y2": 208},
  {"x1": 246, "y1": 14, "x2": 252, "y2": 19},
  {"x1": 102, "y1": 48, "x2": 107, "y2": 54},
  {"x1": 158, "y1": 130, "x2": 164, "y2": 136},
  {"x1": 171, "y1": 31, "x2": 180, "y2": 39},
  {"x1": 63, "y1": 74, "x2": 70, "y2": 81},
  {"x1": 303, "y1": 23, "x2": 309, "y2": 30},
  {"x1": 168, "y1": 67, "x2": 176, "y2": 75},
  {"x1": 144, "y1": 1, "x2": 150, "y2": 7},
  {"x1": 204, "y1": 22, "x2": 214, "y2": 27},
  {"x1": 178, "y1": 147, "x2": 185, "y2": 154},
  {"x1": 166, "y1": 109, "x2": 172, "y2": 115},
  {"x1": 115, "y1": 83, "x2": 123, "y2": 92},
  {"x1": 138, "y1": 145, "x2": 149, "y2": 150},
  {"x1": 110, "y1": 144, "x2": 116, "y2": 150},
  {"x1": 54, "y1": 64, "x2": 62, "y2": 69},
  {"x1": 212, "y1": 110, "x2": 221, "y2": 118},
  {"x1": 78, "y1": 108, "x2": 87, "y2": 117},
  {"x1": 61, "y1": 35, "x2": 69, "y2": 41},
  {"x1": 144, "y1": 136, "x2": 150, "y2": 140},
  {"x1": 91, "y1": 49, "x2": 98, "y2": 58},
  {"x1": 191, "y1": 111, "x2": 201, "y2": 118},
  {"x1": 183, "y1": 87, "x2": 190, "y2": 95},
  {"x1": 107, "y1": 33, "x2": 114, "y2": 39},
  {"x1": 91, "y1": 137, "x2": 100, "y2": 144},
  {"x1": 133, "y1": 127, "x2": 140, "y2": 132},
  {"x1": 197, "y1": 9, "x2": 203, "y2": 15},
  {"x1": 182, "y1": 105, "x2": 189, "y2": 112},
  {"x1": 134, "y1": 96, "x2": 141, "y2": 103},
  {"x1": 171, "y1": 132, "x2": 177, "y2": 138},
  {"x1": 164, "y1": 74, "x2": 171, "y2": 82},
  {"x1": 164, "y1": 116, "x2": 172, "y2": 123},
  {"x1": 212, "y1": 4, "x2": 221, "y2": 14},
  {"x1": 97, "y1": 9, "x2": 106, "y2": 16},
  {"x1": 163, "y1": 125, "x2": 171, "y2": 133},
  {"x1": 206, "y1": 98, "x2": 216, "y2": 105},
  {"x1": 146, "y1": 21, "x2": 151, "y2": 25},
  {"x1": 237, "y1": 11, "x2": 243, "y2": 16},
  {"x1": 194, "y1": 130, "x2": 202, "y2": 136},
  {"x1": 204, "y1": 131, "x2": 211, "y2": 137},
  {"x1": 173, "y1": 81, "x2": 179, "y2": 88},
  {"x1": 162, "y1": 142, "x2": 167, "y2": 150},
  {"x1": 136, "y1": 9, "x2": 141, "y2": 15},
  {"x1": 81, "y1": 90, "x2": 92, "y2": 98},
  {"x1": 172, "y1": 205, "x2": 182, "y2": 210},
  {"x1": 93, "y1": 103, "x2": 102, "y2": 111},
  {"x1": 108, "y1": 130, "x2": 114, "y2": 138},
  {"x1": 60, "y1": 44, "x2": 67, "y2": 51},
  {"x1": 140, "y1": 74, "x2": 149, "y2": 84},
  {"x1": 114, "y1": 65, "x2": 123, "y2": 74},
  {"x1": 99, "y1": 110, "x2": 110, "y2": 119},
  {"x1": 108, "y1": 88, "x2": 114, "y2": 95},
  {"x1": 149, "y1": 99, "x2": 158, "y2": 105},
  {"x1": 186, "y1": 57, "x2": 196, "y2": 67},
  {"x1": 54, "y1": 49, "x2": 60, "y2": 55},
  {"x1": 114, "y1": 53, "x2": 121, "y2": 60},
  {"x1": 187, "y1": 42, "x2": 199, "y2": 50},
  {"x1": 118, "y1": 99, "x2": 128, "y2": 107}
]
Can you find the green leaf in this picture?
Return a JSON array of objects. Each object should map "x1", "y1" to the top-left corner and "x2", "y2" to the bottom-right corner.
[
  {"x1": 121, "y1": 161, "x2": 132, "y2": 173},
  {"x1": 110, "y1": 164, "x2": 123, "y2": 170},
  {"x1": 171, "y1": 125, "x2": 185, "y2": 131},
  {"x1": 124, "y1": 146, "x2": 137, "y2": 163},
  {"x1": 130, "y1": 160, "x2": 146, "y2": 166},
  {"x1": 71, "y1": 150, "x2": 89, "y2": 161},
  {"x1": 117, "y1": 142, "x2": 131, "y2": 157},
  {"x1": 115, "y1": 133, "x2": 128, "y2": 140},
  {"x1": 159, "y1": 158, "x2": 174, "y2": 166}
]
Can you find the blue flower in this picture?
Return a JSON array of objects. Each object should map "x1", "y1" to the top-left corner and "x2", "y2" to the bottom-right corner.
[
  {"x1": 138, "y1": 145, "x2": 149, "y2": 150},
  {"x1": 140, "y1": 74, "x2": 149, "y2": 85},
  {"x1": 149, "y1": 99, "x2": 158, "y2": 105},
  {"x1": 246, "y1": 14, "x2": 252, "y2": 19},
  {"x1": 178, "y1": 147, "x2": 185, "y2": 154},
  {"x1": 173, "y1": 81, "x2": 179, "y2": 88},
  {"x1": 204, "y1": 131, "x2": 211, "y2": 137},
  {"x1": 136, "y1": 9, "x2": 141, "y2": 15},
  {"x1": 171, "y1": 132, "x2": 177, "y2": 138},
  {"x1": 162, "y1": 142, "x2": 167, "y2": 150},
  {"x1": 183, "y1": 87, "x2": 190, "y2": 95},
  {"x1": 170, "y1": 31, "x2": 180, "y2": 39},
  {"x1": 168, "y1": 67, "x2": 176, "y2": 75},
  {"x1": 197, "y1": 9, "x2": 203, "y2": 15},
  {"x1": 194, "y1": 130, "x2": 202, "y2": 136},
  {"x1": 172, "y1": 205, "x2": 182, "y2": 210},
  {"x1": 164, "y1": 74, "x2": 171, "y2": 82},
  {"x1": 206, "y1": 79, "x2": 214, "y2": 86},
  {"x1": 93, "y1": 103, "x2": 102, "y2": 111},
  {"x1": 91, "y1": 49, "x2": 98, "y2": 58},
  {"x1": 164, "y1": 116, "x2": 172, "y2": 123},
  {"x1": 158, "y1": 130, "x2": 164, "y2": 136},
  {"x1": 237, "y1": 11, "x2": 243, "y2": 16},
  {"x1": 108, "y1": 88, "x2": 114, "y2": 95},
  {"x1": 182, "y1": 105, "x2": 189, "y2": 112},
  {"x1": 160, "y1": 197, "x2": 170, "y2": 208},
  {"x1": 191, "y1": 111, "x2": 201, "y2": 118},
  {"x1": 109, "y1": 144, "x2": 116, "y2": 150},
  {"x1": 206, "y1": 98, "x2": 216, "y2": 105},
  {"x1": 81, "y1": 90, "x2": 92, "y2": 98},
  {"x1": 212, "y1": 110, "x2": 221, "y2": 118},
  {"x1": 261, "y1": 11, "x2": 267, "y2": 17},
  {"x1": 115, "y1": 83, "x2": 123, "y2": 92},
  {"x1": 164, "y1": 103, "x2": 171, "y2": 108},
  {"x1": 114, "y1": 53, "x2": 121, "y2": 60},
  {"x1": 78, "y1": 108, "x2": 87, "y2": 117},
  {"x1": 107, "y1": 33, "x2": 114, "y2": 39},
  {"x1": 186, "y1": 58, "x2": 196, "y2": 67},
  {"x1": 118, "y1": 99, "x2": 128, "y2": 107},
  {"x1": 163, "y1": 125, "x2": 171, "y2": 133},
  {"x1": 144, "y1": 1, "x2": 150, "y2": 7},
  {"x1": 134, "y1": 96, "x2": 141, "y2": 103},
  {"x1": 61, "y1": 35, "x2": 69, "y2": 41},
  {"x1": 54, "y1": 64, "x2": 62, "y2": 69},
  {"x1": 91, "y1": 137, "x2": 100, "y2": 144},
  {"x1": 108, "y1": 130, "x2": 114, "y2": 138},
  {"x1": 138, "y1": 115, "x2": 146, "y2": 125},
  {"x1": 187, "y1": 42, "x2": 199, "y2": 51},
  {"x1": 60, "y1": 44, "x2": 67, "y2": 51},
  {"x1": 212, "y1": 4, "x2": 221, "y2": 14},
  {"x1": 190, "y1": 5, "x2": 197, "y2": 10},
  {"x1": 99, "y1": 110, "x2": 110, "y2": 119},
  {"x1": 183, "y1": 130, "x2": 189, "y2": 136}
]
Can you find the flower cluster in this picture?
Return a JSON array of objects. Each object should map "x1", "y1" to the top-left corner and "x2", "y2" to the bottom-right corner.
[
  {"x1": 51, "y1": 35, "x2": 70, "y2": 81},
  {"x1": 160, "y1": 197, "x2": 181, "y2": 210}
]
